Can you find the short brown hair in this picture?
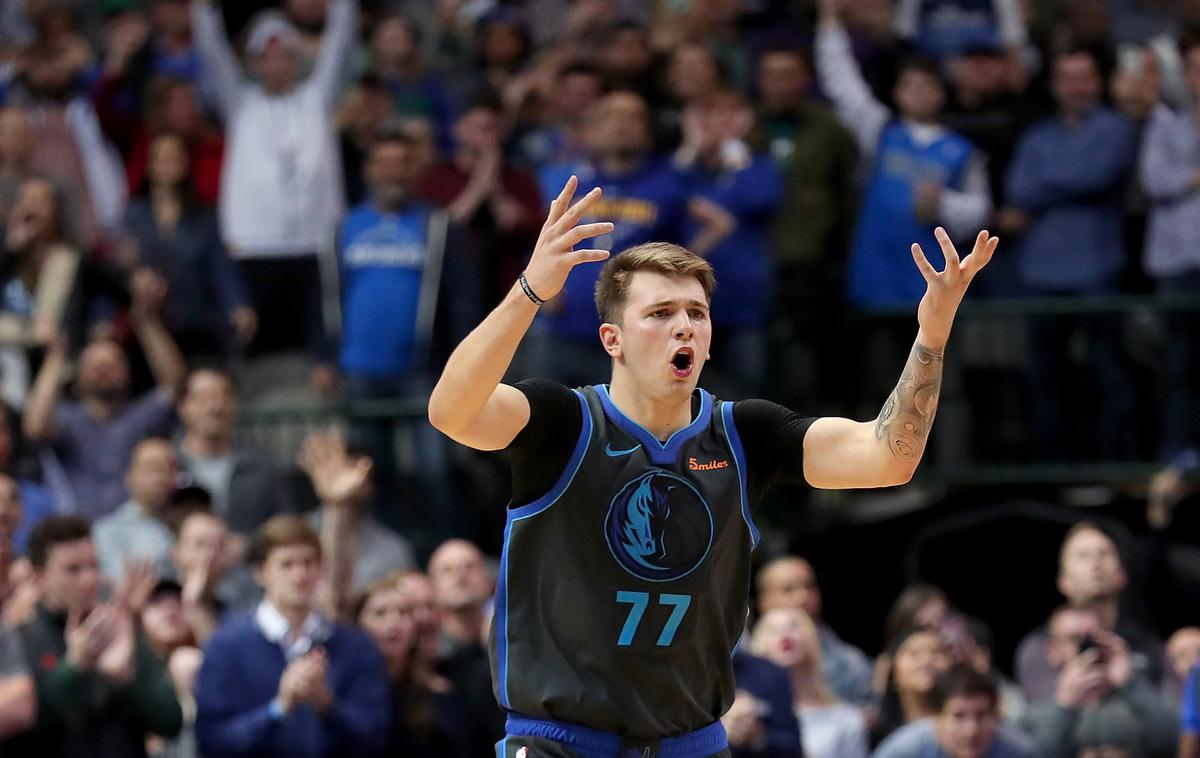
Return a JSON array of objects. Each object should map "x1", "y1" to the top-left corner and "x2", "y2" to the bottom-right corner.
[
  {"x1": 248, "y1": 514, "x2": 321, "y2": 566},
  {"x1": 28, "y1": 516, "x2": 91, "y2": 569},
  {"x1": 593, "y1": 243, "x2": 715, "y2": 324},
  {"x1": 931, "y1": 663, "x2": 997, "y2": 711}
]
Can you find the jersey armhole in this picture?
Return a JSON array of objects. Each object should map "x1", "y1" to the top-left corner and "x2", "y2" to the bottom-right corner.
[
  {"x1": 721, "y1": 401, "x2": 760, "y2": 549},
  {"x1": 507, "y1": 389, "x2": 593, "y2": 519}
]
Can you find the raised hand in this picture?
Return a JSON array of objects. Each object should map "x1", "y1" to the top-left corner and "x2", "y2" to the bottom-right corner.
[
  {"x1": 911, "y1": 228, "x2": 998, "y2": 346},
  {"x1": 95, "y1": 607, "x2": 136, "y2": 684},
  {"x1": 129, "y1": 268, "x2": 169, "y2": 322},
  {"x1": 116, "y1": 558, "x2": 159, "y2": 614},
  {"x1": 521, "y1": 176, "x2": 614, "y2": 302},
  {"x1": 298, "y1": 428, "x2": 372, "y2": 505},
  {"x1": 66, "y1": 605, "x2": 119, "y2": 671}
]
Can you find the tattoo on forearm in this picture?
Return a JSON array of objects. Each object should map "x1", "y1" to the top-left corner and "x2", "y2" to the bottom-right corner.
[{"x1": 874, "y1": 342, "x2": 944, "y2": 461}]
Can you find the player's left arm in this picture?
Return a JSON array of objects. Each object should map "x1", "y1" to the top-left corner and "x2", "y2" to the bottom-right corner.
[{"x1": 803, "y1": 228, "x2": 998, "y2": 489}]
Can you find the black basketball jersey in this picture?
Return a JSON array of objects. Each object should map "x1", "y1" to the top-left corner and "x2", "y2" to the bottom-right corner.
[{"x1": 490, "y1": 384, "x2": 759, "y2": 737}]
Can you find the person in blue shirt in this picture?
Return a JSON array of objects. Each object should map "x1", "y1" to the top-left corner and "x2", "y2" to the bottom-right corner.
[
  {"x1": 331, "y1": 123, "x2": 466, "y2": 540},
  {"x1": 1182, "y1": 663, "x2": 1200, "y2": 757},
  {"x1": 875, "y1": 664, "x2": 1033, "y2": 758},
  {"x1": 817, "y1": 0, "x2": 992, "y2": 312},
  {"x1": 1005, "y1": 47, "x2": 1140, "y2": 461},
  {"x1": 675, "y1": 88, "x2": 782, "y2": 398},
  {"x1": 194, "y1": 514, "x2": 391, "y2": 758},
  {"x1": 528, "y1": 89, "x2": 691, "y2": 387}
]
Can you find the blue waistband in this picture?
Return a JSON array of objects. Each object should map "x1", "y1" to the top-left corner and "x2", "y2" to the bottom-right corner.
[{"x1": 505, "y1": 714, "x2": 727, "y2": 758}]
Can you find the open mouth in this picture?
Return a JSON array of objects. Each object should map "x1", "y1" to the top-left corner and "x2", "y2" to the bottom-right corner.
[{"x1": 670, "y1": 347, "x2": 694, "y2": 378}]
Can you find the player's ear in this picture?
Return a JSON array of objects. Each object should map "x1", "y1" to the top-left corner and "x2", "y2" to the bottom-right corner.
[{"x1": 599, "y1": 322, "x2": 622, "y2": 359}]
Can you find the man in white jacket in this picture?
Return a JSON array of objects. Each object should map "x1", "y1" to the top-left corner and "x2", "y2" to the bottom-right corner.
[{"x1": 192, "y1": 0, "x2": 357, "y2": 389}]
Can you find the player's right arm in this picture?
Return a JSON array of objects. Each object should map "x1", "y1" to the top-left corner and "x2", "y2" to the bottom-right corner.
[{"x1": 427, "y1": 177, "x2": 613, "y2": 451}]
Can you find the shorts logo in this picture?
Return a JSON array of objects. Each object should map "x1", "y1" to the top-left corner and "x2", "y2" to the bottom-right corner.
[
  {"x1": 516, "y1": 748, "x2": 528, "y2": 758},
  {"x1": 605, "y1": 470, "x2": 714, "y2": 582}
]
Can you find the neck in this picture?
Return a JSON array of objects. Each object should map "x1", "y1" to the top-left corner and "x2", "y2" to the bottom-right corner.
[
  {"x1": 599, "y1": 150, "x2": 642, "y2": 176},
  {"x1": 273, "y1": 599, "x2": 312, "y2": 633},
  {"x1": 608, "y1": 374, "x2": 693, "y2": 441},
  {"x1": 899, "y1": 689, "x2": 934, "y2": 723},
  {"x1": 386, "y1": 651, "x2": 410, "y2": 680},
  {"x1": 956, "y1": 87, "x2": 987, "y2": 109},
  {"x1": 1062, "y1": 108, "x2": 1088, "y2": 127},
  {"x1": 159, "y1": 31, "x2": 191, "y2": 54},
  {"x1": 132, "y1": 498, "x2": 159, "y2": 516},
  {"x1": 378, "y1": 59, "x2": 420, "y2": 80},
  {"x1": 81, "y1": 395, "x2": 120, "y2": 420},
  {"x1": 181, "y1": 430, "x2": 233, "y2": 458},
  {"x1": 453, "y1": 149, "x2": 477, "y2": 173},
  {"x1": 150, "y1": 184, "x2": 180, "y2": 202},
  {"x1": 1080, "y1": 595, "x2": 1120, "y2": 629},
  {"x1": 905, "y1": 114, "x2": 941, "y2": 128},
  {"x1": 790, "y1": 666, "x2": 822, "y2": 707},
  {"x1": 441, "y1": 606, "x2": 483, "y2": 644}
]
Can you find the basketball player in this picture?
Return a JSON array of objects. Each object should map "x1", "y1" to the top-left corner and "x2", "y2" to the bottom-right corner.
[{"x1": 428, "y1": 176, "x2": 997, "y2": 757}]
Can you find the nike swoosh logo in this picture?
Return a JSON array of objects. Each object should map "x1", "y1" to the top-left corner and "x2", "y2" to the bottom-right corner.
[{"x1": 604, "y1": 443, "x2": 641, "y2": 457}]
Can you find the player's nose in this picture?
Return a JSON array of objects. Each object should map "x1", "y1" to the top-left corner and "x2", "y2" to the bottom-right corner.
[{"x1": 674, "y1": 313, "x2": 693, "y2": 339}]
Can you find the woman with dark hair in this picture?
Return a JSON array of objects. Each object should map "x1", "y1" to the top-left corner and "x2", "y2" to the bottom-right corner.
[
  {"x1": 0, "y1": 175, "x2": 81, "y2": 407},
  {"x1": 120, "y1": 133, "x2": 254, "y2": 358},
  {"x1": 883, "y1": 583, "x2": 951, "y2": 645},
  {"x1": 354, "y1": 571, "x2": 473, "y2": 758},
  {"x1": 871, "y1": 626, "x2": 951, "y2": 746}
]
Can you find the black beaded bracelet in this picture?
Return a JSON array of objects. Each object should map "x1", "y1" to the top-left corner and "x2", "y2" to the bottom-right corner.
[{"x1": 519, "y1": 273, "x2": 546, "y2": 306}]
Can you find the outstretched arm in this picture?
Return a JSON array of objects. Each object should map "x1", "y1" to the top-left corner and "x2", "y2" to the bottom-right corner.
[
  {"x1": 190, "y1": 0, "x2": 244, "y2": 120},
  {"x1": 815, "y1": 0, "x2": 890, "y2": 157},
  {"x1": 803, "y1": 228, "x2": 998, "y2": 489},
  {"x1": 427, "y1": 177, "x2": 613, "y2": 451}
]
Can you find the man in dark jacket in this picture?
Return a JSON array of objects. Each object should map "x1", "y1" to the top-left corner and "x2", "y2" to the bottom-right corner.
[{"x1": 4, "y1": 515, "x2": 182, "y2": 757}]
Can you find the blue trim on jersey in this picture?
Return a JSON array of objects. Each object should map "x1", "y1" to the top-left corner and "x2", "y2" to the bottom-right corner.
[
  {"x1": 721, "y1": 401, "x2": 760, "y2": 549},
  {"x1": 509, "y1": 390, "x2": 594, "y2": 520},
  {"x1": 496, "y1": 389, "x2": 593, "y2": 710},
  {"x1": 505, "y1": 713, "x2": 728, "y2": 758},
  {"x1": 595, "y1": 384, "x2": 713, "y2": 465}
]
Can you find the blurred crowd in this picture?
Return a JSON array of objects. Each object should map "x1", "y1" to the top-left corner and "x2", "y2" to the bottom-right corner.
[{"x1": 0, "y1": 0, "x2": 1193, "y2": 756}]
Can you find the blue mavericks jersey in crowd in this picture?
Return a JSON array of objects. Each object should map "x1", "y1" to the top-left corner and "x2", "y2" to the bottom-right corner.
[
  {"x1": 336, "y1": 202, "x2": 431, "y2": 377},
  {"x1": 540, "y1": 160, "x2": 687, "y2": 340},
  {"x1": 491, "y1": 385, "x2": 757, "y2": 737},
  {"x1": 849, "y1": 122, "x2": 973, "y2": 307},
  {"x1": 908, "y1": 0, "x2": 1004, "y2": 58},
  {"x1": 678, "y1": 154, "x2": 783, "y2": 329}
]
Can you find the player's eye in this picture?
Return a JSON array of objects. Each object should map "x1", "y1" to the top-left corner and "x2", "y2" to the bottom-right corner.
[
  {"x1": 688, "y1": 309, "x2": 707, "y2": 320},
  {"x1": 650, "y1": 310, "x2": 669, "y2": 318}
]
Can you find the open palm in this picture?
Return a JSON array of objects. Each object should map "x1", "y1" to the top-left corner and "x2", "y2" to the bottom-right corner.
[{"x1": 912, "y1": 227, "x2": 998, "y2": 343}]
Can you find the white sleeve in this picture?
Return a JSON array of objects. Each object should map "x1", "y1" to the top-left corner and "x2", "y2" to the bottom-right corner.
[
  {"x1": 994, "y1": 0, "x2": 1029, "y2": 47},
  {"x1": 310, "y1": 0, "x2": 358, "y2": 107},
  {"x1": 66, "y1": 99, "x2": 127, "y2": 230},
  {"x1": 894, "y1": 0, "x2": 921, "y2": 40},
  {"x1": 190, "y1": 1, "x2": 244, "y2": 120},
  {"x1": 815, "y1": 21, "x2": 890, "y2": 159},
  {"x1": 940, "y1": 151, "x2": 993, "y2": 240}
]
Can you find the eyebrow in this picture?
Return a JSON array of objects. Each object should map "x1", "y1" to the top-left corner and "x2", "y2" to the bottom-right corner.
[{"x1": 645, "y1": 299, "x2": 709, "y2": 310}]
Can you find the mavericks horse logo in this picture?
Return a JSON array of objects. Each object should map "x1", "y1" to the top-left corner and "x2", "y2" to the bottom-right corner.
[{"x1": 605, "y1": 471, "x2": 714, "y2": 582}]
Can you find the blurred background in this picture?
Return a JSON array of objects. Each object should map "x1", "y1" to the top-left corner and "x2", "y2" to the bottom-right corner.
[{"x1": 0, "y1": 0, "x2": 1199, "y2": 755}]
